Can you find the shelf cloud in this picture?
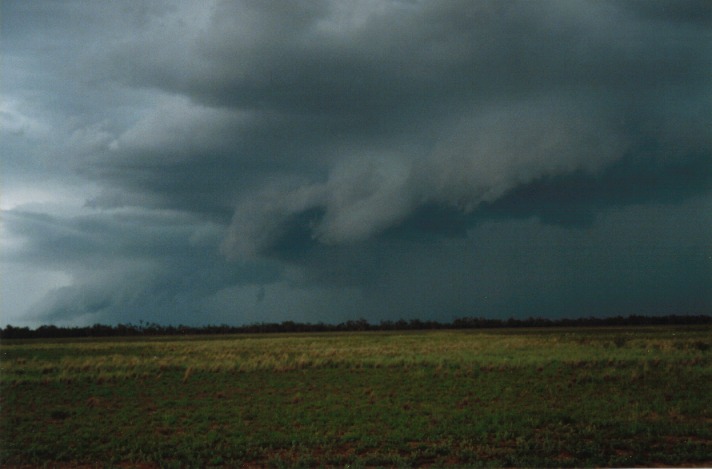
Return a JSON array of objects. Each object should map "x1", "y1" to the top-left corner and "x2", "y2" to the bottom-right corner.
[{"x1": 2, "y1": 1, "x2": 710, "y2": 326}]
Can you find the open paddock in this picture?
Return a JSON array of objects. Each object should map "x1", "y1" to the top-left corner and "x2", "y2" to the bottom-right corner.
[{"x1": 1, "y1": 326, "x2": 710, "y2": 466}]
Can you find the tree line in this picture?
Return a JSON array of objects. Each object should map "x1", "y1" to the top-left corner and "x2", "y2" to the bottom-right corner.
[{"x1": 1, "y1": 314, "x2": 710, "y2": 340}]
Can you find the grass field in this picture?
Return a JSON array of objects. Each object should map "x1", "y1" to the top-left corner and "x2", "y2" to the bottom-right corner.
[{"x1": 1, "y1": 326, "x2": 710, "y2": 467}]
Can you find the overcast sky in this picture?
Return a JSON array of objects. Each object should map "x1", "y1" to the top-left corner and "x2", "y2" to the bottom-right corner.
[{"x1": 2, "y1": 0, "x2": 711, "y2": 327}]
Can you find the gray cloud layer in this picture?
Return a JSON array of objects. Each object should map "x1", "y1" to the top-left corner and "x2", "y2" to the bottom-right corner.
[{"x1": 2, "y1": 1, "x2": 710, "y2": 326}]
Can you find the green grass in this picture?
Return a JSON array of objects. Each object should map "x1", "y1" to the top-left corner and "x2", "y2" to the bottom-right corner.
[{"x1": 1, "y1": 327, "x2": 710, "y2": 467}]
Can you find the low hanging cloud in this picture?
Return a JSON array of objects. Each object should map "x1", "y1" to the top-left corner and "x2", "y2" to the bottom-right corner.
[
  {"x1": 222, "y1": 94, "x2": 632, "y2": 257},
  {"x1": 2, "y1": 0, "x2": 710, "y2": 326}
]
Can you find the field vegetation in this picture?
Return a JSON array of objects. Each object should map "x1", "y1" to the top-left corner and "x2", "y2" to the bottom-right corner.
[{"x1": 1, "y1": 326, "x2": 710, "y2": 467}]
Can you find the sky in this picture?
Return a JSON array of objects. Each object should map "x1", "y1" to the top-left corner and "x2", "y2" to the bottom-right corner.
[{"x1": 1, "y1": 0, "x2": 711, "y2": 327}]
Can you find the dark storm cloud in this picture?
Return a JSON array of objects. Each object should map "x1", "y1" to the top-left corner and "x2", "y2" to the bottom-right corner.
[
  {"x1": 2, "y1": 207, "x2": 281, "y2": 325},
  {"x1": 85, "y1": 0, "x2": 711, "y2": 252},
  {"x1": 108, "y1": 0, "x2": 709, "y2": 107},
  {"x1": 619, "y1": 0, "x2": 712, "y2": 25},
  {"x1": 2, "y1": 0, "x2": 710, "y2": 325}
]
